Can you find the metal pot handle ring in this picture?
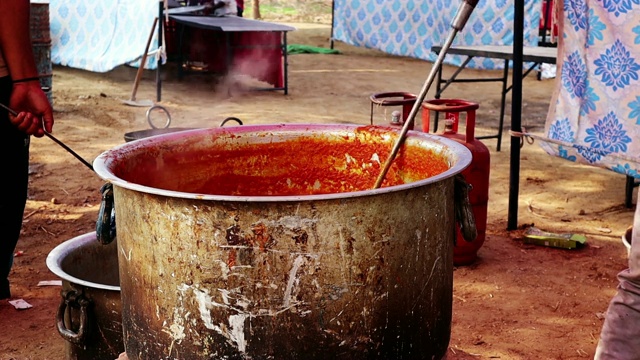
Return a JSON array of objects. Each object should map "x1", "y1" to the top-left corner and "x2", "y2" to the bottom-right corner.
[
  {"x1": 56, "y1": 290, "x2": 90, "y2": 345},
  {"x1": 146, "y1": 105, "x2": 171, "y2": 129},
  {"x1": 96, "y1": 183, "x2": 116, "y2": 245},
  {"x1": 454, "y1": 174, "x2": 478, "y2": 242},
  {"x1": 219, "y1": 117, "x2": 243, "y2": 127}
]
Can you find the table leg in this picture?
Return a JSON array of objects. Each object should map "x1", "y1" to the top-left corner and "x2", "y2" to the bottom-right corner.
[
  {"x1": 156, "y1": 2, "x2": 163, "y2": 102},
  {"x1": 283, "y1": 31, "x2": 289, "y2": 95},
  {"x1": 496, "y1": 59, "x2": 510, "y2": 152},
  {"x1": 225, "y1": 32, "x2": 232, "y2": 97},
  {"x1": 433, "y1": 62, "x2": 444, "y2": 133},
  {"x1": 225, "y1": 32, "x2": 232, "y2": 74},
  {"x1": 177, "y1": 24, "x2": 185, "y2": 80}
]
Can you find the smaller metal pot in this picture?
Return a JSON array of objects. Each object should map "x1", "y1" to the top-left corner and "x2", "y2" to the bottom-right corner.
[
  {"x1": 123, "y1": 115, "x2": 243, "y2": 142},
  {"x1": 46, "y1": 232, "x2": 123, "y2": 360},
  {"x1": 123, "y1": 127, "x2": 195, "y2": 142}
]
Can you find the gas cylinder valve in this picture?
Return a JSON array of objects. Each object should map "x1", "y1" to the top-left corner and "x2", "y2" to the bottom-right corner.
[{"x1": 390, "y1": 110, "x2": 402, "y2": 125}]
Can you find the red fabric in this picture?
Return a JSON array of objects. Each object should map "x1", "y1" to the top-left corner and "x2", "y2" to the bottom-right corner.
[
  {"x1": 164, "y1": 19, "x2": 180, "y2": 56},
  {"x1": 166, "y1": 23, "x2": 284, "y2": 88},
  {"x1": 540, "y1": 0, "x2": 558, "y2": 36}
]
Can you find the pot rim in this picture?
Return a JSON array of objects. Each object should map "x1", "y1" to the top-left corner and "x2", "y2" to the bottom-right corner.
[
  {"x1": 46, "y1": 231, "x2": 120, "y2": 291},
  {"x1": 93, "y1": 123, "x2": 473, "y2": 202}
]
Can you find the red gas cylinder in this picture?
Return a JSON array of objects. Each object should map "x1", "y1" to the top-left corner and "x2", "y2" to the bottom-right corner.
[{"x1": 422, "y1": 99, "x2": 490, "y2": 266}]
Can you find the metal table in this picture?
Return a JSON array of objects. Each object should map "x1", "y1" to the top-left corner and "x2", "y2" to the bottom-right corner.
[
  {"x1": 161, "y1": 14, "x2": 295, "y2": 97},
  {"x1": 431, "y1": 45, "x2": 558, "y2": 151}
]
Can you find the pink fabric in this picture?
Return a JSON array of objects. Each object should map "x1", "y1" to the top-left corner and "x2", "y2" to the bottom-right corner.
[
  {"x1": 537, "y1": 0, "x2": 640, "y2": 179},
  {"x1": 168, "y1": 23, "x2": 284, "y2": 88},
  {"x1": 0, "y1": 49, "x2": 7, "y2": 78}
]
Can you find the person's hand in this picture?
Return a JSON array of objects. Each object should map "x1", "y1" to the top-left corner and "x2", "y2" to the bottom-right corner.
[
  {"x1": 8, "y1": 81, "x2": 54, "y2": 138},
  {"x1": 202, "y1": 1, "x2": 217, "y2": 15},
  {"x1": 10, "y1": 111, "x2": 45, "y2": 136},
  {"x1": 202, "y1": 0, "x2": 225, "y2": 15}
]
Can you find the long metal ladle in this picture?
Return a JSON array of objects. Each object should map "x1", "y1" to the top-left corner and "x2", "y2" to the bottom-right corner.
[
  {"x1": 373, "y1": 0, "x2": 480, "y2": 189},
  {"x1": 0, "y1": 102, "x2": 94, "y2": 171}
]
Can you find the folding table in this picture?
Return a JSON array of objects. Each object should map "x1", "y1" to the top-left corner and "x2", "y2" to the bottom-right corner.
[
  {"x1": 431, "y1": 45, "x2": 558, "y2": 152},
  {"x1": 159, "y1": 14, "x2": 295, "y2": 98}
]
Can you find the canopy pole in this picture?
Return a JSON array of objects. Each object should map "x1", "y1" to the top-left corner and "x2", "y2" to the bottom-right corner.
[
  {"x1": 156, "y1": 1, "x2": 163, "y2": 102},
  {"x1": 508, "y1": 0, "x2": 525, "y2": 230},
  {"x1": 330, "y1": 0, "x2": 335, "y2": 49}
]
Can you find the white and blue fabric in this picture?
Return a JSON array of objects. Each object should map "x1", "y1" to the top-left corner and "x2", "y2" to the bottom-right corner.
[
  {"x1": 535, "y1": 0, "x2": 640, "y2": 180},
  {"x1": 331, "y1": 0, "x2": 543, "y2": 70},
  {"x1": 49, "y1": 0, "x2": 160, "y2": 72}
]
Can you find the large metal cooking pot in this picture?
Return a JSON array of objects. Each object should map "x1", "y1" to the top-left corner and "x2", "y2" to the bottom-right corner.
[
  {"x1": 46, "y1": 232, "x2": 123, "y2": 360},
  {"x1": 92, "y1": 123, "x2": 472, "y2": 360}
]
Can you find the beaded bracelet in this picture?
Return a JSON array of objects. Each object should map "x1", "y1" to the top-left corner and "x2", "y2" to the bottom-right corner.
[{"x1": 12, "y1": 76, "x2": 40, "y2": 83}]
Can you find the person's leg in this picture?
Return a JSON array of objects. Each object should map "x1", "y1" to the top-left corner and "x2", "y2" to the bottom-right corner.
[
  {"x1": 0, "y1": 76, "x2": 30, "y2": 300},
  {"x1": 594, "y1": 198, "x2": 640, "y2": 359}
]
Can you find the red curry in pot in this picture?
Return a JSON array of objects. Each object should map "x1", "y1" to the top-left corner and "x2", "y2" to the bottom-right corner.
[{"x1": 113, "y1": 127, "x2": 450, "y2": 196}]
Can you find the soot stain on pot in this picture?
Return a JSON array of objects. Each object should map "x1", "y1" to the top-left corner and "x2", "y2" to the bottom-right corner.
[
  {"x1": 252, "y1": 223, "x2": 276, "y2": 251},
  {"x1": 225, "y1": 224, "x2": 242, "y2": 246},
  {"x1": 292, "y1": 228, "x2": 308, "y2": 245},
  {"x1": 344, "y1": 235, "x2": 355, "y2": 255}
]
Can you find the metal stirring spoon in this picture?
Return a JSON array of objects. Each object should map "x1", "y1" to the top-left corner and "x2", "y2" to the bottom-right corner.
[
  {"x1": 0, "y1": 102, "x2": 94, "y2": 171},
  {"x1": 373, "y1": 0, "x2": 479, "y2": 189}
]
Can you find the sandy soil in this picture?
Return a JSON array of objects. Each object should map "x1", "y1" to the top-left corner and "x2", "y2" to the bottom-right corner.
[{"x1": 0, "y1": 22, "x2": 636, "y2": 360}]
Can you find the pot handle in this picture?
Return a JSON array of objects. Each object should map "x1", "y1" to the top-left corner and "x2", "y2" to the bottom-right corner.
[
  {"x1": 96, "y1": 183, "x2": 117, "y2": 245},
  {"x1": 146, "y1": 105, "x2": 171, "y2": 129},
  {"x1": 219, "y1": 117, "x2": 243, "y2": 127},
  {"x1": 455, "y1": 174, "x2": 477, "y2": 242},
  {"x1": 56, "y1": 290, "x2": 90, "y2": 345}
]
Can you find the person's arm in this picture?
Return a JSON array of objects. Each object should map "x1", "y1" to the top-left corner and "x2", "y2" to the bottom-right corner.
[
  {"x1": 0, "y1": 1, "x2": 39, "y2": 81},
  {"x1": 0, "y1": 0, "x2": 54, "y2": 137},
  {"x1": 212, "y1": 0, "x2": 228, "y2": 9},
  {"x1": 203, "y1": 0, "x2": 226, "y2": 15}
]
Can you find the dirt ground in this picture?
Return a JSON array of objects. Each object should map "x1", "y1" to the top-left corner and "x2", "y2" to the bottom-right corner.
[{"x1": 0, "y1": 20, "x2": 637, "y2": 360}]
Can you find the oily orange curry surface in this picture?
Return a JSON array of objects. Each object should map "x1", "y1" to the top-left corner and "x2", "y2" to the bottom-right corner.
[{"x1": 115, "y1": 128, "x2": 450, "y2": 196}]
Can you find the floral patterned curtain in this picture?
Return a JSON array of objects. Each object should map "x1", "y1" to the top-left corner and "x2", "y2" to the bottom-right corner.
[
  {"x1": 534, "y1": 0, "x2": 640, "y2": 179},
  {"x1": 50, "y1": 0, "x2": 159, "y2": 72},
  {"x1": 331, "y1": 0, "x2": 543, "y2": 70}
]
